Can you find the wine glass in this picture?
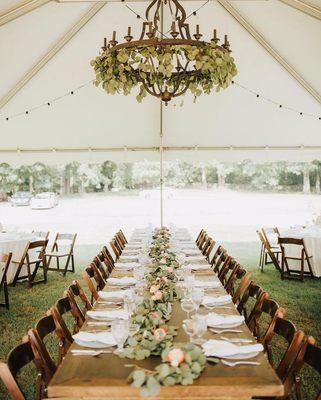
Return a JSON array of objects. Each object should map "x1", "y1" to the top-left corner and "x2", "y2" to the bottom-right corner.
[
  {"x1": 123, "y1": 295, "x2": 135, "y2": 316},
  {"x1": 111, "y1": 319, "x2": 129, "y2": 353},
  {"x1": 190, "y1": 288, "x2": 204, "y2": 313},
  {"x1": 181, "y1": 298, "x2": 196, "y2": 319}
]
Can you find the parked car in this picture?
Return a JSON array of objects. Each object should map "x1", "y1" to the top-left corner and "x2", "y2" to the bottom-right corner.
[
  {"x1": 30, "y1": 192, "x2": 58, "y2": 209},
  {"x1": 10, "y1": 192, "x2": 33, "y2": 207}
]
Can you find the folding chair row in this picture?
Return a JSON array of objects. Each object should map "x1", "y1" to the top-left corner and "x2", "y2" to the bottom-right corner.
[{"x1": 0, "y1": 278, "x2": 91, "y2": 400}]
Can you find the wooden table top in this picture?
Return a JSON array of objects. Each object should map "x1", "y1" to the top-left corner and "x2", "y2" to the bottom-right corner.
[{"x1": 48, "y1": 262, "x2": 284, "y2": 399}]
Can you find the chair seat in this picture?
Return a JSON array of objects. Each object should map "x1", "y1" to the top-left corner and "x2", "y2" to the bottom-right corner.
[{"x1": 46, "y1": 252, "x2": 71, "y2": 258}]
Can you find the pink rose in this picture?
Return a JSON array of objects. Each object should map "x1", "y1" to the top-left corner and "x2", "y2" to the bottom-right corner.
[
  {"x1": 153, "y1": 328, "x2": 167, "y2": 341},
  {"x1": 159, "y1": 258, "x2": 167, "y2": 264},
  {"x1": 150, "y1": 285, "x2": 159, "y2": 294},
  {"x1": 154, "y1": 290, "x2": 163, "y2": 300},
  {"x1": 167, "y1": 348, "x2": 185, "y2": 367},
  {"x1": 166, "y1": 267, "x2": 173, "y2": 273}
]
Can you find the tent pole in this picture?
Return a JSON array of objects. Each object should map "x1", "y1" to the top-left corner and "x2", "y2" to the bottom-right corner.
[{"x1": 159, "y1": 1, "x2": 164, "y2": 228}]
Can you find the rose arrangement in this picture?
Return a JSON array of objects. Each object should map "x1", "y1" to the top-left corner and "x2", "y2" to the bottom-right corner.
[{"x1": 122, "y1": 228, "x2": 206, "y2": 396}]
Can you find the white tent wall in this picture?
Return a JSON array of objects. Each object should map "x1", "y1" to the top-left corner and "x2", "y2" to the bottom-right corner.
[{"x1": 0, "y1": 0, "x2": 321, "y2": 164}]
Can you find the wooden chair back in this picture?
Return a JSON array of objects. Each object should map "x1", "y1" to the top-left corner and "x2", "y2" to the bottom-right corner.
[
  {"x1": 204, "y1": 239, "x2": 216, "y2": 261},
  {"x1": 82, "y1": 265, "x2": 105, "y2": 302},
  {"x1": 91, "y1": 256, "x2": 108, "y2": 280},
  {"x1": 196, "y1": 230, "x2": 207, "y2": 249},
  {"x1": 195, "y1": 229, "x2": 205, "y2": 246},
  {"x1": 67, "y1": 280, "x2": 92, "y2": 312},
  {"x1": 12, "y1": 240, "x2": 48, "y2": 287},
  {"x1": 227, "y1": 267, "x2": 251, "y2": 305},
  {"x1": 0, "y1": 252, "x2": 12, "y2": 309},
  {"x1": 115, "y1": 232, "x2": 125, "y2": 250},
  {"x1": 263, "y1": 317, "x2": 305, "y2": 383},
  {"x1": 285, "y1": 336, "x2": 321, "y2": 400},
  {"x1": 0, "y1": 341, "x2": 35, "y2": 400},
  {"x1": 212, "y1": 247, "x2": 228, "y2": 274},
  {"x1": 257, "y1": 230, "x2": 281, "y2": 271},
  {"x1": 262, "y1": 227, "x2": 279, "y2": 248},
  {"x1": 119, "y1": 229, "x2": 128, "y2": 244},
  {"x1": 110, "y1": 238, "x2": 121, "y2": 260},
  {"x1": 278, "y1": 237, "x2": 313, "y2": 281},
  {"x1": 218, "y1": 257, "x2": 237, "y2": 286},
  {"x1": 102, "y1": 246, "x2": 115, "y2": 272}
]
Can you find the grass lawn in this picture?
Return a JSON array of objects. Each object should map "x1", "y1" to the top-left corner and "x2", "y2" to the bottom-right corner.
[{"x1": 0, "y1": 242, "x2": 320, "y2": 399}]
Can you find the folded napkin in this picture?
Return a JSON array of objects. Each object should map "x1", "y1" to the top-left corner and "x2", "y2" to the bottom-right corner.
[
  {"x1": 107, "y1": 277, "x2": 137, "y2": 286},
  {"x1": 188, "y1": 264, "x2": 211, "y2": 271},
  {"x1": 121, "y1": 250, "x2": 140, "y2": 256},
  {"x1": 185, "y1": 250, "x2": 202, "y2": 256},
  {"x1": 202, "y1": 339, "x2": 263, "y2": 358},
  {"x1": 72, "y1": 331, "x2": 117, "y2": 347},
  {"x1": 181, "y1": 244, "x2": 199, "y2": 250},
  {"x1": 194, "y1": 280, "x2": 221, "y2": 289},
  {"x1": 206, "y1": 313, "x2": 244, "y2": 328},
  {"x1": 186, "y1": 256, "x2": 207, "y2": 264},
  {"x1": 98, "y1": 289, "x2": 132, "y2": 302},
  {"x1": 114, "y1": 262, "x2": 140, "y2": 271},
  {"x1": 87, "y1": 309, "x2": 129, "y2": 320},
  {"x1": 119, "y1": 256, "x2": 139, "y2": 263},
  {"x1": 202, "y1": 295, "x2": 232, "y2": 306},
  {"x1": 125, "y1": 244, "x2": 142, "y2": 250}
]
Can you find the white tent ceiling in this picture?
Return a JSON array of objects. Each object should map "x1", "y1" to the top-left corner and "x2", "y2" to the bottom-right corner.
[{"x1": 0, "y1": 0, "x2": 320, "y2": 164}]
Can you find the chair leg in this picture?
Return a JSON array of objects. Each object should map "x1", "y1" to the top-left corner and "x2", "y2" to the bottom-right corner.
[
  {"x1": 57, "y1": 257, "x2": 60, "y2": 271},
  {"x1": 27, "y1": 262, "x2": 32, "y2": 288},
  {"x1": 4, "y1": 281, "x2": 9, "y2": 309},
  {"x1": 71, "y1": 254, "x2": 75, "y2": 272}
]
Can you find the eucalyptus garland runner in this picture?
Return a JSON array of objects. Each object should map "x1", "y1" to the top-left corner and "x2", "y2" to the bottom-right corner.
[{"x1": 121, "y1": 227, "x2": 206, "y2": 397}]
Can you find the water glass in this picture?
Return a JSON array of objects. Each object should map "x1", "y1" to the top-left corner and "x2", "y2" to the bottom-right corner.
[
  {"x1": 190, "y1": 288, "x2": 204, "y2": 312},
  {"x1": 111, "y1": 319, "x2": 129, "y2": 353},
  {"x1": 192, "y1": 314, "x2": 207, "y2": 344},
  {"x1": 182, "y1": 318, "x2": 196, "y2": 341}
]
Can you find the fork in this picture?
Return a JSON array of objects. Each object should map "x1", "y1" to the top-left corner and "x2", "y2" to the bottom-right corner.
[
  {"x1": 221, "y1": 360, "x2": 260, "y2": 367},
  {"x1": 204, "y1": 305, "x2": 232, "y2": 310},
  {"x1": 220, "y1": 336, "x2": 254, "y2": 344},
  {"x1": 71, "y1": 349, "x2": 114, "y2": 357}
]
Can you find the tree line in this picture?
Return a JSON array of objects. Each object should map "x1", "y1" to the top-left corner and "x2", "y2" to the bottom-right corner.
[{"x1": 0, "y1": 160, "x2": 320, "y2": 198}]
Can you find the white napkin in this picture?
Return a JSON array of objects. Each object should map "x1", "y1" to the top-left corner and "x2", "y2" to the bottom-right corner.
[
  {"x1": 125, "y1": 244, "x2": 142, "y2": 250},
  {"x1": 107, "y1": 277, "x2": 137, "y2": 286},
  {"x1": 194, "y1": 280, "x2": 221, "y2": 289},
  {"x1": 186, "y1": 256, "x2": 207, "y2": 264},
  {"x1": 185, "y1": 250, "x2": 202, "y2": 256},
  {"x1": 72, "y1": 331, "x2": 117, "y2": 346},
  {"x1": 121, "y1": 250, "x2": 140, "y2": 256},
  {"x1": 202, "y1": 295, "x2": 232, "y2": 306},
  {"x1": 98, "y1": 289, "x2": 132, "y2": 302},
  {"x1": 188, "y1": 264, "x2": 211, "y2": 271},
  {"x1": 202, "y1": 339, "x2": 263, "y2": 357},
  {"x1": 114, "y1": 262, "x2": 139, "y2": 270},
  {"x1": 206, "y1": 313, "x2": 244, "y2": 328},
  {"x1": 119, "y1": 255, "x2": 139, "y2": 263},
  {"x1": 87, "y1": 309, "x2": 129, "y2": 320}
]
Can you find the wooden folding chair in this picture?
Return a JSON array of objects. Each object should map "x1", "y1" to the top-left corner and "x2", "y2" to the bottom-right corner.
[
  {"x1": 257, "y1": 230, "x2": 281, "y2": 272},
  {"x1": 284, "y1": 336, "x2": 321, "y2": 400},
  {"x1": 48, "y1": 301, "x2": 73, "y2": 363},
  {"x1": 82, "y1": 265, "x2": 105, "y2": 303},
  {"x1": 66, "y1": 280, "x2": 92, "y2": 313},
  {"x1": 101, "y1": 246, "x2": 114, "y2": 274},
  {"x1": 279, "y1": 237, "x2": 314, "y2": 281},
  {"x1": 195, "y1": 229, "x2": 206, "y2": 247},
  {"x1": 211, "y1": 246, "x2": 228, "y2": 274},
  {"x1": 196, "y1": 230, "x2": 207, "y2": 249},
  {"x1": 119, "y1": 229, "x2": 128, "y2": 245},
  {"x1": 12, "y1": 240, "x2": 48, "y2": 288},
  {"x1": 115, "y1": 232, "x2": 126, "y2": 251},
  {"x1": 218, "y1": 257, "x2": 239, "y2": 288},
  {"x1": 226, "y1": 266, "x2": 251, "y2": 305},
  {"x1": 0, "y1": 252, "x2": 12, "y2": 309},
  {"x1": 91, "y1": 256, "x2": 108, "y2": 280},
  {"x1": 110, "y1": 238, "x2": 121, "y2": 260},
  {"x1": 0, "y1": 341, "x2": 38, "y2": 400},
  {"x1": 27, "y1": 323, "x2": 57, "y2": 397},
  {"x1": 46, "y1": 233, "x2": 77, "y2": 276},
  {"x1": 261, "y1": 317, "x2": 305, "y2": 393}
]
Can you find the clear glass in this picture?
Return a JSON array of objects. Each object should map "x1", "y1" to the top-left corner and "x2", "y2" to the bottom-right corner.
[
  {"x1": 182, "y1": 318, "x2": 196, "y2": 341},
  {"x1": 128, "y1": 323, "x2": 140, "y2": 336},
  {"x1": 123, "y1": 295, "x2": 136, "y2": 316},
  {"x1": 181, "y1": 298, "x2": 196, "y2": 319},
  {"x1": 190, "y1": 288, "x2": 204, "y2": 312},
  {"x1": 192, "y1": 314, "x2": 207, "y2": 344},
  {"x1": 111, "y1": 319, "x2": 129, "y2": 353}
]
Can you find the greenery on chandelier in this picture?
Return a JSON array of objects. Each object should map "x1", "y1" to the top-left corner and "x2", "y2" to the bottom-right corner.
[
  {"x1": 91, "y1": 43, "x2": 237, "y2": 102},
  {"x1": 121, "y1": 228, "x2": 206, "y2": 396}
]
